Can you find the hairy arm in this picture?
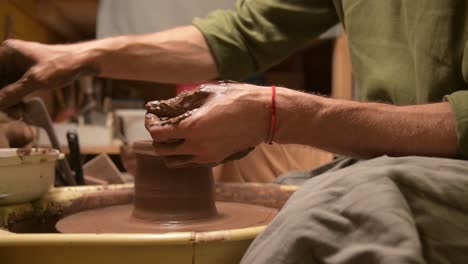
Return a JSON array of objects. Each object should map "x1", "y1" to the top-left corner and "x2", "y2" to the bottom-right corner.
[
  {"x1": 274, "y1": 88, "x2": 458, "y2": 158},
  {"x1": 148, "y1": 84, "x2": 458, "y2": 166},
  {"x1": 0, "y1": 26, "x2": 218, "y2": 108},
  {"x1": 76, "y1": 26, "x2": 218, "y2": 83}
]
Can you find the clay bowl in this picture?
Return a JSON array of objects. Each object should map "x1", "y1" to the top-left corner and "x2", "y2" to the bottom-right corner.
[
  {"x1": 0, "y1": 183, "x2": 297, "y2": 264},
  {"x1": 0, "y1": 148, "x2": 62, "y2": 205}
]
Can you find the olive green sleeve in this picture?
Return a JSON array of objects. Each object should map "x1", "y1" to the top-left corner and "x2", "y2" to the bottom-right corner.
[
  {"x1": 445, "y1": 91, "x2": 468, "y2": 159},
  {"x1": 444, "y1": 42, "x2": 468, "y2": 159},
  {"x1": 192, "y1": 0, "x2": 338, "y2": 80}
]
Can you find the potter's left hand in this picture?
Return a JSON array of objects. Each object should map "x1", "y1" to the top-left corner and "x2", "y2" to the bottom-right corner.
[{"x1": 146, "y1": 82, "x2": 272, "y2": 167}]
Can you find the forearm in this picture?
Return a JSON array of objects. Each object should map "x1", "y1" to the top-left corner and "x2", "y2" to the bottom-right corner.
[
  {"x1": 274, "y1": 88, "x2": 458, "y2": 158},
  {"x1": 71, "y1": 25, "x2": 218, "y2": 83}
]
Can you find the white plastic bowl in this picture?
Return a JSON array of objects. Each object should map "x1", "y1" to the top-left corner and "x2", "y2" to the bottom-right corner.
[{"x1": 0, "y1": 148, "x2": 62, "y2": 205}]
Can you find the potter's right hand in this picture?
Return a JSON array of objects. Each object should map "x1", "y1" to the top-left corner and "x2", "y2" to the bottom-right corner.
[
  {"x1": 146, "y1": 82, "x2": 273, "y2": 167},
  {"x1": 0, "y1": 39, "x2": 96, "y2": 109}
]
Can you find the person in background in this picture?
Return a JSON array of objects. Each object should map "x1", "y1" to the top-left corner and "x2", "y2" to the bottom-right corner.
[{"x1": 1, "y1": 0, "x2": 468, "y2": 263}]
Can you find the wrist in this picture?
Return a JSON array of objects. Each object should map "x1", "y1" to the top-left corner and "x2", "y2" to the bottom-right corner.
[
  {"x1": 273, "y1": 87, "x2": 325, "y2": 144},
  {"x1": 272, "y1": 86, "x2": 294, "y2": 144},
  {"x1": 253, "y1": 85, "x2": 293, "y2": 145},
  {"x1": 70, "y1": 36, "x2": 130, "y2": 76},
  {"x1": 264, "y1": 85, "x2": 276, "y2": 144}
]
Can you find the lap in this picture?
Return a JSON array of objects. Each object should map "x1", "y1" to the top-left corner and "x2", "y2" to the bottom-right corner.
[{"x1": 242, "y1": 156, "x2": 468, "y2": 264}]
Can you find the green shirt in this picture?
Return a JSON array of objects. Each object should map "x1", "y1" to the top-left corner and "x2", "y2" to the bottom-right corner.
[{"x1": 193, "y1": 0, "x2": 468, "y2": 159}]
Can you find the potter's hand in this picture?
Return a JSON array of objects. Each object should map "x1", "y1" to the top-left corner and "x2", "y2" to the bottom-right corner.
[
  {"x1": 0, "y1": 39, "x2": 96, "y2": 109},
  {"x1": 146, "y1": 82, "x2": 272, "y2": 167}
]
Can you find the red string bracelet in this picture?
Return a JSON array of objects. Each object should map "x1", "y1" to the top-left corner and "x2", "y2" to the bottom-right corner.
[{"x1": 265, "y1": 85, "x2": 276, "y2": 144}]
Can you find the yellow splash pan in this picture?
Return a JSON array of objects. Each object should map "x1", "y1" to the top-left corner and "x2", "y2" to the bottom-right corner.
[{"x1": 0, "y1": 183, "x2": 297, "y2": 264}]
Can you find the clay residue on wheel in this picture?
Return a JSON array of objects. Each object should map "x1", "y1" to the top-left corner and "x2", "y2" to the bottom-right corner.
[{"x1": 145, "y1": 89, "x2": 212, "y2": 128}]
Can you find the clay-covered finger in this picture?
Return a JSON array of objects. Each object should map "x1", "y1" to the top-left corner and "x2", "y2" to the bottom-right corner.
[
  {"x1": 148, "y1": 123, "x2": 187, "y2": 142},
  {"x1": 162, "y1": 155, "x2": 195, "y2": 168},
  {"x1": 145, "y1": 111, "x2": 194, "y2": 127},
  {"x1": 0, "y1": 79, "x2": 36, "y2": 110},
  {"x1": 185, "y1": 158, "x2": 220, "y2": 167},
  {"x1": 152, "y1": 139, "x2": 192, "y2": 156},
  {"x1": 221, "y1": 147, "x2": 256, "y2": 162},
  {"x1": 145, "y1": 89, "x2": 213, "y2": 127},
  {"x1": 0, "y1": 43, "x2": 34, "y2": 89}
]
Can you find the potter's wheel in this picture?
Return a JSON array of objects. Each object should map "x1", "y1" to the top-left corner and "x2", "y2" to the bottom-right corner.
[
  {"x1": 56, "y1": 140, "x2": 278, "y2": 234},
  {"x1": 56, "y1": 202, "x2": 277, "y2": 233}
]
